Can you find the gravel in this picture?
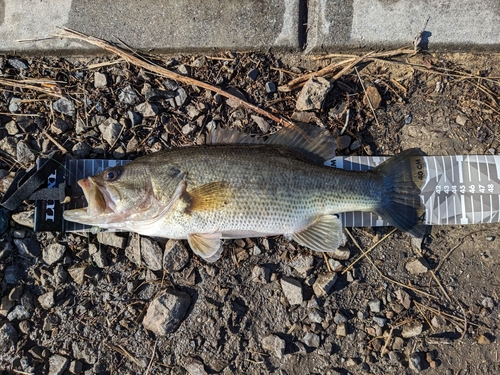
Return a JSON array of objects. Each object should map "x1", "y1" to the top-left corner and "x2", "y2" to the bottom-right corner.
[{"x1": 0, "y1": 50, "x2": 499, "y2": 375}]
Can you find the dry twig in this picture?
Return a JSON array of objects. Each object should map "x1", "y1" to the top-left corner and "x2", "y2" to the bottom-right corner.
[{"x1": 56, "y1": 28, "x2": 294, "y2": 129}]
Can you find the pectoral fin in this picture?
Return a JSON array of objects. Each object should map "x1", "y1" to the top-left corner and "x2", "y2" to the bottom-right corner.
[
  {"x1": 292, "y1": 215, "x2": 344, "y2": 253},
  {"x1": 187, "y1": 233, "x2": 223, "y2": 262},
  {"x1": 185, "y1": 182, "x2": 231, "y2": 212}
]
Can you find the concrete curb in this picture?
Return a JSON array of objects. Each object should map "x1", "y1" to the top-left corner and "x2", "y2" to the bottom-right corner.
[{"x1": 1, "y1": 0, "x2": 499, "y2": 55}]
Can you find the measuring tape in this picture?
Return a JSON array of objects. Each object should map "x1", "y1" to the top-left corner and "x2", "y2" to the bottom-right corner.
[
  {"x1": 60, "y1": 154, "x2": 500, "y2": 232},
  {"x1": 326, "y1": 154, "x2": 500, "y2": 227}
]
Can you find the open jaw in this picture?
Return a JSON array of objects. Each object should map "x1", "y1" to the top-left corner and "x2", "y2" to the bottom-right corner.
[{"x1": 63, "y1": 178, "x2": 117, "y2": 224}]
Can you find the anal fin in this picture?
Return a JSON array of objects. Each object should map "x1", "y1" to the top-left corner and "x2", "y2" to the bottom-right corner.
[
  {"x1": 188, "y1": 233, "x2": 223, "y2": 262},
  {"x1": 292, "y1": 215, "x2": 344, "y2": 253}
]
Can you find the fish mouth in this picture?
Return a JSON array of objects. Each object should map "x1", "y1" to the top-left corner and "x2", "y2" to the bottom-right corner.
[{"x1": 63, "y1": 177, "x2": 117, "y2": 224}]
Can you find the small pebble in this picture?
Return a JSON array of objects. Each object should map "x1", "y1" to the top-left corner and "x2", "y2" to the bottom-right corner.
[
  {"x1": 175, "y1": 88, "x2": 188, "y2": 107},
  {"x1": 334, "y1": 311, "x2": 347, "y2": 324},
  {"x1": 163, "y1": 240, "x2": 190, "y2": 272},
  {"x1": 52, "y1": 98, "x2": 76, "y2": 116},
  {"x1": 280, "y1": 277, "x2": 303, "y2": 305},
  {"x1": 38, "y1": 291, "x2": 55, "y2": 310},
  {"x1": 14, "y1": 239, "x2": 41, "y2": 258},
  {"x1": 97, "y1": 232, "x2": 127, "y2": 249},
  {"x1": 405, "y1": 113, "x2": 413, "y2": 124},
  {"x1": 477, "y1": 334, "x2": 492, "y2": 345},
  {"x1": 303, "y1": 332, "x2": 320, "y2": 348},
  {"x1": 409, "y1": 352, "x2": 423, "y2": 372},
  {"x1": 456, "y1": 115, "x2": 467, "y2": 126},
  {"x1": 0, "y1": 322, "x2": 18, "y2": 352},
  {"x1": 135, "y1": 102, "x2": 158, "y2": 117},
  {"x1": 331, "y1": 247, "x2": 350, "y2": 260},
  {"x1": 350, "y1": 140, "x2": 362, "y2": 151},
  {"x1": 265, "y1": 82, "x2": 277, "y2": 93},
  {"x1": 405, "y1": 258, "x2": 429, "y2": 274},
  {"x1": 184, "y1": 358, "x2": 208, "y2": 375},
  {"x1": 140, "y1": 237, "x2": 163, "y2": 271},
  {"x1": 182, "y1": 123, "x2": 196, "y2": 135},
  {"x1": 328, "y1": 259, "x2": 343, "y2": 272},
  {"x1": 118, "y1": 85, "x2": 138, "y2": 104},
  {"x1": 48, "y1": 354, "x2": 69, "y2": 375},
  {"x1": 8, "y1": 97, "x2": 22, "y2": 113},
  {"x1": 482, "y1": 297, "x2": 494, "y2": 308},
  {"x1": 312, "y1": 272, "x2": 338, "y2": 297},
  {"x1": 357, "y1": 309, "x2": 369, "y2": 320},
  {"x1": 372, "y1": 316, "x2": 387, "y2": 328},
  {"x1": 251, "y1": 115, "x2": 270, "y2": 133},
  {"x1": 431, "y1": 314, "x2": 447, "y2": 328},
  {"x1": 402, "y1": 321, "x2": 423, "y2": 338},
  {"x1": 142, "y1": 289, "x2": 192, "y2": 335},
  {"x1": 251, "y1": 265, "x2": 270, "y2": 284},
  {"x1": 8, "y1": 58, "x2": 28, "y2": 70},
  {"x1": 336, "y1": 135, "x2": 352, "y2": 150},
  {"x1": 289, "y1": 255, "x2": 314, "y2": 275},
  {"x1": 94, "y1": 72, "x2": 108, "y2": 88},
  {"x1": 261, "y1": 334, "x2": 286, "y2": 358},
  {"x1": 336, "y1": 322, "x2": 347, "y2": 337},
  {"x1": 296, "y1": 77, "x2": 332, "y2": 111},
  {"x1": 368, "y1": 299, "x2": 381, "y2": 313},
  {"x1": 43, "y1": 243, "x2": 66, "y2": 265},
  {"x1": 247, "y1": 68, "x2": 259, "y2": 81}
]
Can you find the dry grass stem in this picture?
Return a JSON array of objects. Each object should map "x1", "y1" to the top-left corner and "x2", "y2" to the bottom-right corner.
[
  {"x1": 354, "y1": 66, "x2": 381, "y2": 128},
  {"x1": 104, "y1": 342, "x2": 143, "y2": 367},
  {"x1": 41, "y1": 130, "x2": 69, "y2": 154},
  {"x1": 144, "y1": 339, "x2": 158, "y2": 375},
  {"x1": 342, "y1": 228, "x2": 397, "y2": 274},
  {"x1": 343, "y1": 228, "x2": 437, "y2": 300},
  {"x1": 0, "y1": 78, "x2": 64, "y2": 98},
  {"x1": 56, "y1": 28, "x2": 294, "y2": 129},
  {"x1": 414, "y1": 300, "x2": 435, "y2": 332}
]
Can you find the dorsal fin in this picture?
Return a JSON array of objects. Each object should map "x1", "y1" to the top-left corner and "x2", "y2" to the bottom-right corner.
[{"x1": 207, "y1": 123, "x2": 336, "y2": 163}]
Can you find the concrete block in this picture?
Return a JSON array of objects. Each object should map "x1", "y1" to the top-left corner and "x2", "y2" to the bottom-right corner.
[
  {"x1": 0, "y1": 0, "x2": 301, "y2": 54},
  {"x1": 306, "y1": 0, "x2": 500, "y2": 52}
]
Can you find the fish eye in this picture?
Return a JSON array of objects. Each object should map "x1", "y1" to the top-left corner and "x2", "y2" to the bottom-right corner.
[{"x1": 104, "y1": 168, "x2": 120, "y2": 181}]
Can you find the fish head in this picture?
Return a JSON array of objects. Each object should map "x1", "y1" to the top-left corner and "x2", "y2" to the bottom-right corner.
[{"x1": 63, "y1": 161, "x2": 185, "y2": 227}]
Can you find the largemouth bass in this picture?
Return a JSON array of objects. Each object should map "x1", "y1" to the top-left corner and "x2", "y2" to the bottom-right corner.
[{"x1": 63, "y1": 124, "x2": 427, "y2": 262}]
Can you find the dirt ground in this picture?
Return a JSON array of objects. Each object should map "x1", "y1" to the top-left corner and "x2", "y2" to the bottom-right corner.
[{"x1": 1, "y1": 45, "x2": 500, "y2": 375}]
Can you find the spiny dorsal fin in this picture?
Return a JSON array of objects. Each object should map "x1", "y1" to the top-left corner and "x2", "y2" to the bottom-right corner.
[
  {"x1": 185, "y1": 181, "x2": 231, "y2": 212},
  {"x1": 207, "y1": 123, "x2": 336, "y2": 163},
  {"x1": 265, "y1": 123, "x2": 336, "y2": 163}
]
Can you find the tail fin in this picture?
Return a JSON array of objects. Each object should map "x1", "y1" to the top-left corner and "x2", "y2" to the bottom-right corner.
[{"x1": 373, "y1": 149, "x2": 427, "y2": 237}]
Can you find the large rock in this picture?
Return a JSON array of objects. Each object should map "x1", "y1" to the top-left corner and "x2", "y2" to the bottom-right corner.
[{"x1": 143, "y1": 289, "x2": 192, "y2": 335}]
